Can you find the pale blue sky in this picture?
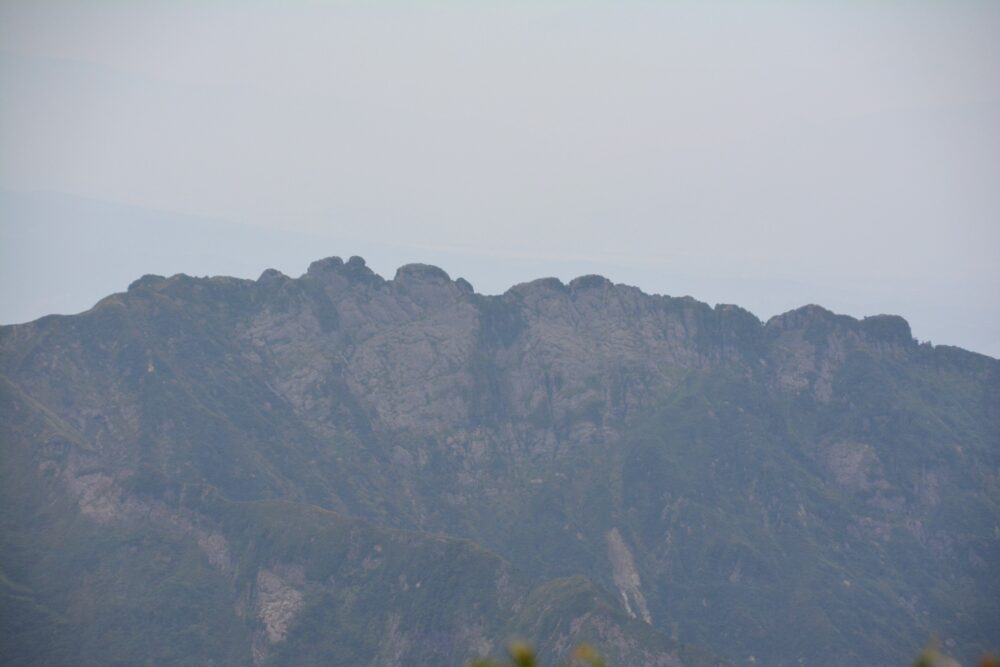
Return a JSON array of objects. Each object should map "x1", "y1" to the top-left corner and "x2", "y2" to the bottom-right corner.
[{"x1": 1, "y1": 2, "x2": 998, "y2": 356}]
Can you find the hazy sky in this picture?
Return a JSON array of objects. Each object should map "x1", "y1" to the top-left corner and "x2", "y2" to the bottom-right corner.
[{"x1": 1, "y1": 2, "x2": 998, "y2": 356}]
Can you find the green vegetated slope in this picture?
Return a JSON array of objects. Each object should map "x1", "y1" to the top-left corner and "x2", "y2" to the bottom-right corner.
[
  {"x1": 0, "y1": 379, "x2": 705, "y2": 667},
  {"x1": 617, "y1": 365, "x2": 999, "y2": 665},
  {"x1": 1, "y1": 255, "x2": 997, "y2": 666}
]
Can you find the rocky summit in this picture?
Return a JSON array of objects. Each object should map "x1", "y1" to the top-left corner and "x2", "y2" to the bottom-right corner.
[{"x1": 1, "y1": 256, "x2": 997, "y2": 666}]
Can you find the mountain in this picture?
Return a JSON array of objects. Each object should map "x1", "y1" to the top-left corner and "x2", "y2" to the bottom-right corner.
[{"x1": 1, "y1": 255, "x2": 997, "y2": 666}]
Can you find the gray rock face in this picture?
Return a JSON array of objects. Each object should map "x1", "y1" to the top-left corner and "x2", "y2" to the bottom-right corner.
[{"x1": 234, "y1": 258, "x2": 919, "y2": 464}]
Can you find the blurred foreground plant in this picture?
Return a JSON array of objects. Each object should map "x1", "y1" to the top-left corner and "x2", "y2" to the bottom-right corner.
[
  {"x1": 468, "y1": 641, "x2": 605, "y2": 667},
  {"x1": 911, "y1": 642, "x2": 998, "y2": 667}
]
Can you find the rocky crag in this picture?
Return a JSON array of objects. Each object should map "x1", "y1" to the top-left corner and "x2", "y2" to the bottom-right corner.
[{"x1": 1, "y1": 256, "x2": 997, "y2": 666}]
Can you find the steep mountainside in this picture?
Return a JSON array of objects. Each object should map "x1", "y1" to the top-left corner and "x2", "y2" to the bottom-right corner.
[{"x1": 1, "y1": 256, "x2": 997, "y2": 666}]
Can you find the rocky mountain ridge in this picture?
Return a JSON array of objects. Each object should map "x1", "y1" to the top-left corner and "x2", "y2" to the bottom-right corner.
[{"x1": 1, "y1": 256, "x2": 997, "y2": 666}]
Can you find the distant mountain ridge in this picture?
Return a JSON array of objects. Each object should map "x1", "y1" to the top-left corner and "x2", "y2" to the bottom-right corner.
[{"x1": 1, "y1": 256, "x2": 997, "y2": 666}]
